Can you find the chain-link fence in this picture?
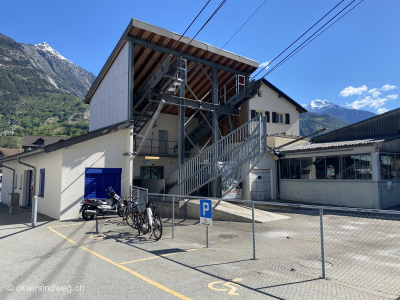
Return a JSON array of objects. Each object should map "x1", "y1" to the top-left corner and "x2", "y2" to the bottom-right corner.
[
  {"x1": 148, "y1": 193, "x2": 400, "y2": 299},
  {"x1": 130, "y1": 185, "x2": 148, "y2": 211}
]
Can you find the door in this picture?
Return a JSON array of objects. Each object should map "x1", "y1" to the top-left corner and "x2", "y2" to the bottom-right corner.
[
  {"x1": 23, "y1": 170, "x2": 32, "y2": 206},
  {"x1": 84, "y1": 168, "x2": 122, "y2": 199},
  {"x1": 250, "y1": 169, "x2": 271, "y2": 201},
  {"x1": 140, "y1": 166, "x2": 164, "y2": 179}
]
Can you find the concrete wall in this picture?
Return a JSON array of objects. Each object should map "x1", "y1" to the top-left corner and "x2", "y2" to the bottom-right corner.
[
  {"x1": 242, "y1": 153, "x2": 278, "y2": 201},
  {"x1": 249, "y1": 83, "x2": 301, "y2": 136},
  {"x1": 89, "y1": 43, "x2": 129, "y2": 131},
  {"x1": 379, "y1": 181, "x2": 400, "y2": 209},
  {"x1": 280, "y1": 180, "x2": 377, "y2": 208},
  {"x1": 60, "y1": 128, "x2": 133, "y2": 220},
  {"x1": 0, "y1": 151, "x2": 62, "y2": 219}
]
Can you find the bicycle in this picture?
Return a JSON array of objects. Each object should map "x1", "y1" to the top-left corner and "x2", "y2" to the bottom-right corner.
[
  {"x1": 123, "y1": 197, "x2": 142, "y2": 234},
  {"x1": 139, "y1": 202, "x2": 163, "y2": 240}
]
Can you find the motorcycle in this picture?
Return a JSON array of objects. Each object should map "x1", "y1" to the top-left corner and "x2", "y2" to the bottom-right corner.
[{"x1": 80, "y1": 186, "x2": 124, "y2": 220}]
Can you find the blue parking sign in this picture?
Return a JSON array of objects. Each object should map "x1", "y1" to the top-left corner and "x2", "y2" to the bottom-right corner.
[
  {"x1": 200, "y1": 199, "x2": 212, "y2": 226},
  {"x1": 200, "y1": 199, "x2": 212, "y2": 218}
]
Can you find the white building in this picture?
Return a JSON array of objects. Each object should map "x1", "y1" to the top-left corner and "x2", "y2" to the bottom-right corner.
[
  {"x1": 0, "y1": 19, "x2": 312, "y2": 220},
  {"x1": 242, "y1": 79, "x2": 307, "y2": 201}
]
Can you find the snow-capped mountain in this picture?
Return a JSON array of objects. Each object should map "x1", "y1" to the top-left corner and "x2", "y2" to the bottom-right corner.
[
  {"x1": 21, "y1": 40, "x2": 95, "y2": 98},
  {"x1": 302, "y1": 100, "x2": 376, "y2": 124}
]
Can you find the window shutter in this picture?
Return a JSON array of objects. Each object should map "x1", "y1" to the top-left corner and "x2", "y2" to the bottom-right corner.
[
  {"x1": 251, "y1": 110, "x2": 256, "y2": 119},
  {"x1": 40, "y1": 169, "x2": 45, "y2": 196},
  {"x1": 272, "y1": 112, "x2": 277, "y2": 123},
  {"x1": 285, "y1": 113, "x2": 290, "y2": 124},
  {"x1": 265, "y1": 111, "x2": 270, "y2": 122}
]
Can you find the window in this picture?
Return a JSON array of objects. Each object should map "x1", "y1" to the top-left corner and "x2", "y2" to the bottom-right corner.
[
  {"x1": 289, "y1": 158, "x2": 301, "y2": 179},
  {"x1": 354, "y1": 154, "x2": 372, "y2": 180},
  {"x1": 39, "y1": 169, "x2": 45, "y2": 197},
  {"x1": 301, "y1": 158, "x2": 313, "y2": 179},
  {"x1": 250, "y1": 110, "x2": 264, "y2": 119},
  {"x1": 380, "y1": 153, "x2": 399, "y2": 180},
  {"x1": 281, "y1": 159, "x2": 290, "y2": 179},
  {"x1": 276, "y1": 113, "x2": 285, "y2": 124},
  {"x1": 257, "y1": 90, "x2": 262, "y2": 97},
  {"x1": 314, "y1": 157, "x2": 326, "y2": 179},
  {"x1": 326, "y1": 156, "x2": 340, "y2": 179},
  {"x1": 141, "y1": 166, "x2": 164, "y2": 179},
  {"x1": 281, "y1": 154, "x2": 373, "y2": 180}
]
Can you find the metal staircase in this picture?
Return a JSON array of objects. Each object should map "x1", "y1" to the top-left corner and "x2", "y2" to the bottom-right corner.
[
  {"x1": 166, "y1": 114, "x2": 267, "y2": 196},
  {"x1": 182, "y1": 79, "x2": 262, "y2": 154},
  {"x1": 132, "y1": 56, "x2": 186, "y2": 135}
]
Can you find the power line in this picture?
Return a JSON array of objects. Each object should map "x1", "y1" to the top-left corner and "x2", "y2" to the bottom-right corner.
[
  {"x1": 264, "y1": 0, "x2": 365, "y2": 77},
  {"x1": 167, "y1": 0, "x2": 212, "y2": 56},
  {"x1": 262, "y1": 0, "x2": 357, "y2": 78},
  {"x1": 208, "y1": 0, "x2": 269, "y2": 63},
  {"x1": 251, "y1": 0, "x2": 346, "y2": 80},
  {"x1": 177, "y1": 0, "x2": 228, "y2": 58}
]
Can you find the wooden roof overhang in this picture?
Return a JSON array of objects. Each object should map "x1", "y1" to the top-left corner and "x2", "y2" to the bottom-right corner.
[{"x1": 85, "y1": 19, "x2": 259, "y2": 116}]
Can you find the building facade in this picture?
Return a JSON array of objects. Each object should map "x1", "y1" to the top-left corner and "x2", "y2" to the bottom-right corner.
[{"x1": 278, "y1": 108, "x2": 400, "y2": 209}]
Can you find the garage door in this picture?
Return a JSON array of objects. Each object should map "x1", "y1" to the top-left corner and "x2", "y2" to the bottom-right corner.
[
  {"x1": 250, "y1": 169, "x2": 271, "y2": 201},
  {"x1": 84, "y1": 168, "x2": 122, "y2": 199}
]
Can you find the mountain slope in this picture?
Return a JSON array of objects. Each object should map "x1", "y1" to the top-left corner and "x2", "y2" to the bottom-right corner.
[
  {"x1": 300, "y1": 112, "x2": 349, "y2": 136},
  {"x1": 0, "y1": 33, "x2": 95, "y2": 142},
  {"x1": 302, "y1": 100, "x2": 376, "y2": 124}
]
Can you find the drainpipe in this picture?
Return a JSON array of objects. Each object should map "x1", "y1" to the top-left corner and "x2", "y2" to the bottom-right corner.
[
  {"x1": 17, "y1": 158, "x2": 37, "y2": 227},
  {"x1": 1, "y1": 162, "x2": 15, "y2": 194}
]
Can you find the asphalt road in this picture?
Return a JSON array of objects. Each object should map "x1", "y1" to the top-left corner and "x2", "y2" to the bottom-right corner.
[{"x1": 0, "y1": 204, "x2": 399, "y2": 300}]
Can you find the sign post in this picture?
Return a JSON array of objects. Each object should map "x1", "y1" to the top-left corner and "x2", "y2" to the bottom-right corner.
[{"x1": 200, "y1": 199, "x2": 212, "y2": 248}]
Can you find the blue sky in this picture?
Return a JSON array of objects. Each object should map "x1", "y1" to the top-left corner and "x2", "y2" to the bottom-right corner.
[{"x1": 1, "y1": 0, "x2": 399, "y2": 114}]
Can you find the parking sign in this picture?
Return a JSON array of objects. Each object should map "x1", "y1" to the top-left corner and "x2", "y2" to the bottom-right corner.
[{"x1": 200, "y1": 199, "x2": 212, "y2": 226}]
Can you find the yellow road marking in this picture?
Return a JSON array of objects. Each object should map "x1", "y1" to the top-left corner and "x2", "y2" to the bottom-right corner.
[
  {"x1": 48, "y1": 226, "x2": 192, "y2": 300},
  {"x1": 208, "y1": 278, "x2": 243, "y2": 296},
  {"x1": 120, "y1": 249, "x2": 199, "y2": 265},
  {"x1": 51, "y1": 224, "x2": 82, "y2": 228}
]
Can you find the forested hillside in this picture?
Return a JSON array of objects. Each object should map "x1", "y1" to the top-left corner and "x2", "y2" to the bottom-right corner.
[
  {"x1": 299, "y1": 112, "x2": 349, "y2": 136},
  {"x1": 0, "y1": 33, "x2": 95, "y2": 148}
]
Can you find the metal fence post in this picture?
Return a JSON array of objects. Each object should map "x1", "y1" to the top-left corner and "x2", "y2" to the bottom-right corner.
[
  {"x1": 319, "y1": 208, "x2": 326, "y2": 279},
  {"x1": 172, "y1": 196, "x2": 175, "y2": 239},
  {"x1": 206, "y1": 226, "x2": 210, "y2": 248},
  {"x1": 95, "y1": 217, "x2": 99, "y2": 234},
  {"x1": 252, "y1": 202, "x2": 256, "y2": 260},
  {"x1": 31, "y1": 196, "x2": 37, "y2": 227}
]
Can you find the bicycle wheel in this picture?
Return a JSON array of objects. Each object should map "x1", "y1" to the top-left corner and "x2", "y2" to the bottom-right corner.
[
  {"x1": 153, "y1": 215, "x2": 163, "y2": 240},
  {"x1": 141, "y1": 212, "x2": 150, "y2": 234},
  {"x1": 126, "y1": 211, "x2": 136, "y2": 228},
  {"x1": 134, "y1": 214, "x2": 142, "y2": 235}
]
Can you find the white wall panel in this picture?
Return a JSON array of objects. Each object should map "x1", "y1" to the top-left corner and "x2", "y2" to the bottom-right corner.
[
  {"x1": 60, "y1": 128, "x2": 133, "y2": 220},
  {"x1": 89, "y1": 42, "x2": 130, "y2": 131}
]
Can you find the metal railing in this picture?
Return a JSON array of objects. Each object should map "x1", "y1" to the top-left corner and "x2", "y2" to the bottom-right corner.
[
  {"x1": 166, "y1": 114, "x2": 266, "y2": 196},
  {"x1": 130, "y1": 185, "x2": 148, "y2": 211},
  {"x1": 148, "y1": 192, "x2": 400, "y2": 298}
]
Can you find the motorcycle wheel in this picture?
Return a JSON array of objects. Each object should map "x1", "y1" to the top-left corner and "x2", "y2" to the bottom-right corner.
[{"x1": 81, "y1": 207, "x2": 95, "y2": 221}]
